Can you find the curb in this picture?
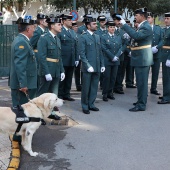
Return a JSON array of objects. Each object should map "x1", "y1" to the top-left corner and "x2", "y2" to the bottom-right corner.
[{"x1": 7, "y1": 135, "x2": 20, "y2": 170}]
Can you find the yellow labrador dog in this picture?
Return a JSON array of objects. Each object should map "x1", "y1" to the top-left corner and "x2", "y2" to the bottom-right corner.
[{"x1": 0, "y1": 93, "x2": 63, "y2": 157}]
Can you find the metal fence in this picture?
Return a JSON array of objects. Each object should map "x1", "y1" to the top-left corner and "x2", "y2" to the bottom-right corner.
[{"x1": 0, "y1": 25, "x2": 18, "y2": 77}]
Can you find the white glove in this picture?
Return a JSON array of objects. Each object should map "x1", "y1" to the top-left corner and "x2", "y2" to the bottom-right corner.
[
  {"x1": 87, "y1": 66, "x2": 94, "y2": 73},
  {"x1": 45, "y1": 74, "x2": 52, "y2": 81},
  {"x1": 123, "y1": 33, "x2": 130, "y2": 39},
  {"x1": 61, "y1": 73, "x2": 65, "y2": 81},
  {"x1": 112, "y1": 56, "x2": 119, "y2": 62},
  {"x1": 116, "y1": 15, "x2": 126, "y2": 25},
  {"x1": 101, "y1": 67, "x2": 105, "y2": 73},
  {"x1": 128, "y1": 52, "x2": 131, "y2": 57},
  {"x1": 166, "y1": 59, "x2": 170, "y2": 67},
  {"x1": 152, "y1": 46, "x2": 158, "y2": 54},
  {"x1": 75, "y1": 61, "x2": 79, "y2": 67}
]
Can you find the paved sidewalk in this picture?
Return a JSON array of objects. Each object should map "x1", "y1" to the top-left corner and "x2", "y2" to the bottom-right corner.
[{"x1": 0, "y1": 134, "x2": 11, "y2": 170}]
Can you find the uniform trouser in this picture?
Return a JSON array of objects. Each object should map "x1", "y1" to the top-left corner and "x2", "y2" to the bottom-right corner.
[
  {"x1": 74, "y1": 61, "x2": 82, "y2": 89},
  {"x1": 114, "y1": 61, "x2": 124, "y2": 90},
  {"x1": 81, "y1": 72, "x2": 100, "y2": 110},
  {"x1": 135, "y1": 66, "x2": 150, "y2": 110},
  {"x1": 11, "y1": 88, "x2": 37, "y2": 107},
  {"x1": 59, "y1": 66, "x2": 74, "y2": 98},
  {"x1": 102, "y1": 65, "x2": 118, "y2": 95},
  {"x1": 162, "y1": 62, "x2": 170, "y2": 101},
  {"x1": 37, "y1": 76, "x2": 60, "y2": 97},
  {"x1": 150, "y1": 58, "x2": 161, "y2": 92},
  {"x1": 122, "y1": 56, "x2": 135, "y2": 86}
]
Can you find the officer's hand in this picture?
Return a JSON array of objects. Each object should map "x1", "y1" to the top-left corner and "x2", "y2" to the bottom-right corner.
[
  {"x1": 112, "y1": 56, "x2": 119, "y2": 62},
  {"x1": 75, "y1": 61, "x2": 79, "y2": 67},
  {"x1": 101, "y1": 67, "x2": 105, "y2": 73},
  {"x1": 166, "y1": 59, "x2": 170, "y2": 67},
  {"x1": 123, "y1": 33, "x2": 130, "y2": 39},
  {"x1": 116, "y1": 15, "x2": 126, "y2": 25},
  {"x1": 45, "y1": 74, "x2": 52, "y2": 81},
  {"x1": 152, "y1": 46, "x2": 158, "y2": 54},
  {"x1": 61, "y1": 73, "x2": 65, "y2": 81},
  {"x1": 19, "y1": 87, "x2": 28, "y2": 94},
  {"x1": 87, "y1": 66, "x2": 94, "y2": 73}
]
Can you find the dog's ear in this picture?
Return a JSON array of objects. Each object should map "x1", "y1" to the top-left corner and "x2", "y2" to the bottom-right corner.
[
  {"x1": 44, "y1": 94, "x2": 57, "y2": 109},
  {"x1": 32, "y1": 97, "x2": 44, "y2": 108}
]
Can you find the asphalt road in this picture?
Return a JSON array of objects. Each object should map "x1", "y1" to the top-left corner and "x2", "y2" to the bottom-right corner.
[{"x1": 1, "y1": 73, "x2": 170, "y2": 170}]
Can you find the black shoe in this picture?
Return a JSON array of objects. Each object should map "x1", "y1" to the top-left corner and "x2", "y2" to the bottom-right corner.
[
  {"x1": 126, "y1": 85, "x2": 137, "y2": 88},
  {"x1": 157, "y1": 100, "x2": 170, "y2": 104},
  {"x1": 150, "y1": 91, "x2": 161, "y2": 95},
  {"x1": 159, "y1": 96, "x2": 163, "y2": 99},
  {"x1": 89, "y1": 107, "x2": 99, "y2": 111},
  {"x1": 48, "y1": 114, "x2": 61, "y2": 120},
  {"x1": 63, "y1": 97, "x2": 75, "y2": 101},
  {"x1": 114, "y1": 89, "x2": 124, "y2": 94},
  {"x1": 133, "y1": 102, "x2": 138, "y2": 106},
  {"x1": 103, "y1": 94, "x2": 108, "y2": 101},
  {"x1": 129, "y1": 107, "x2": 145, "y2": 112},
  {"x1": 107, "y1": 94, "x2": 115, "y2": 100},
  {"x1": 83, "y1": 110, "x2": 90, "y2": 114}
]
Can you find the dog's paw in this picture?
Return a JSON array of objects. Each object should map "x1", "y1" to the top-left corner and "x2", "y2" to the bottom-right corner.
[{"x1": 29, "y1": 151, "x2": 38, "y2": 157}]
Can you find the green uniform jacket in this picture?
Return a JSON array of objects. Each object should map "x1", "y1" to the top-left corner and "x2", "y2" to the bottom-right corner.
[
  {"x1": 58, "y1": 27, "x2": 78, "y2": 66},
  {"x1": 101, "y1": 33, "x2": 122, "y2": 66},
  {"x1": 9, "y1": 34, "x2": 37, "y2": 89},
  {"x1": 95, "y1": 28, "x2": 107, "y2": 38},
  {"x1": 152, "y1": 25, "x2": 163, "y2": 59},
  {"x1": 37, "y1": 31, "x2": 64, "y2": 77},
  {"x1": 77, "y1": 25, "x2": 87, "y2": 35},
  {"x1": 161, "y1": 27, "x2": 170, "y2": 62},
  {"x1": 30, "y1": 26, "x2": 44, "y2": 49},
  {"x1": 79, "y1": 31, "x2": 104, "y2": 72},
  {"x1": 115, "y1": 28, "x2": 128, "y2": 61},
  {"x1": 122, "y1": 21, "x2": 153, "y2": 66}
]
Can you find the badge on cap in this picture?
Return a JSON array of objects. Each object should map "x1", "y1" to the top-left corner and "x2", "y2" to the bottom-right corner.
[{"x1": 19, "y1": 45, "x2": 24, "y2": 49}]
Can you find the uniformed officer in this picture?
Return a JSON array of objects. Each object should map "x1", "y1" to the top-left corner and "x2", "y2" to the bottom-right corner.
[
  {"x1": 147, "y1": 12, "x2": 163, "y2": 95},
  {"x1": 58, "y1": 14, "x2": 79, "y2": 101},
  {"x1": 95, "y1": 15, "x2": 107, "y2": 89},
  {"x1": 77, "y1": 14, "x2": 92, "y2": 35},
  {"x1": 30, "y1": 13, "x2": 48, "y2": 55},
  {"x1": 119, "y1": 7, "x2": 153, "y2": 111},
  {"x1": 36, "y1": 16, "x2": 65, "y2": 120},
  {"x1": 79, "y1": 17, "x2": 105, "y2": 114},
  {"x1": 158, "y1": 12, "x2": 170, "y2": 104},
  {"x1": 112, "y1": 13, "x2": 128, "y2": 94},
  {"x1": 30, "y1": 13, "x2": 48, "y2": 89},
  {"x1": 10, "y1": 17, "x2": 37, "y2": 109},
  {"x1": 101, "y1": 21, "x2": 122, "y2": 101},
  {"x1": 72, "y1": 22, "x2": 82, "y2": 91},
  {"x1": 122, "y1": 20, "x2": 137, "y2": 88},
  {"x1": 37, "y1": 16, "x2": 65, "y2": 96}
]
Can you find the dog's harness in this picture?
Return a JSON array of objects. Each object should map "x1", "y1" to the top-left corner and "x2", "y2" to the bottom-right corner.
[{"x1": 14, "y1": 93, "x2": 46, "y2": 134}]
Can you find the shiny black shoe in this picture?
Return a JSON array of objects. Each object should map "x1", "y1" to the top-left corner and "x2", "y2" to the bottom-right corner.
[
  {"x1": 126, "y1": 85, "x2": 137, "y2": 88},
  {"x1": 129, "y1": 107, "x2": 145, "y2": 112},
  {"x1": 107, "y1": 94, "x2": 115, "y2": 100},
  {"x1": 150, "y1": 91, "x2": 161, "y2": 95},
  {"x1": 83, "y1": 110, "x2": 90, "y2": 114},
  {"x1": 133, "y1": 102, "x2": 138, "y2": 106},
  {"x1": 103, "y1": 95, "x2": 108, "y2": 101},
  {"x1": 159, "y1": 96, "x2": 163, "y2": 99},
  {"x1": 89, "y1": 107, "x2": 99, "y2": 111},
  {"x1": 48, "y1": 114, "x2": 61, "y2": 120},
  {"x1": 114, "y1": 89, "x2": 124, "y2": 94},
  {"x1": 63, "y1": 97, "x2": 75, "y2": 101},
  {"x1": 157, "y1": 100, "x2": 170, "y2": 104}
]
